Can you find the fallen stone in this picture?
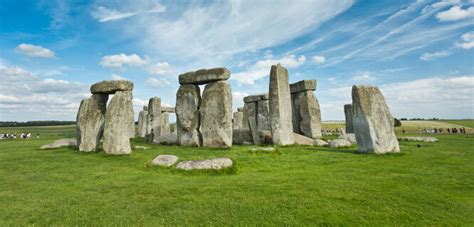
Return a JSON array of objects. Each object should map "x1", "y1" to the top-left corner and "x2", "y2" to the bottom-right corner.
[
  {"x1": 269, "y1": 64, "x2": 294, "y2": 145},
  {"x1": 76, "y1": 94, "x2": 108, "y2": 152},
  {"x1": 200, "y1": 81, "x2": 233, "y2": 147},
  {"x1": 293, "y1": 133, "x2": 314, "y2": 145},
  {"x1": 153, "y1": 134, "x2": 178, "y2": 145},
  {"x1": 103, "y1": 91, "x2": 133, "y2": 155},
  {"x1": 40, "y1": 138, "x2": 76, "y2": 149},
  {"x1": 290, "y1": 80, "x2": 316, "y2": 93},
  {"x1": 344, "y1": 104, "x2": 354, "y2": 133},
  {"x1": 338, "y1": 133, "x2": 356, "y2": 144},
  {"x1": 176, "y1": 84, "x2": 201, "y2": 146},
  {"x1": 398, "y1": 137, "x2": 439, "y2": 142},
  {"x1": 352, "y1": 85, "x2": 400, "y2": 154},
  {"x1": 90, "y1": 80, "x2": 133, "y2": 94},
  {"x1": 151, "y1": 155, "x2": 179, "y2": 167},
  {"x1": 313, "y1": 139, "x2": 329, "y2": 147},
  {"x1": 179, "y1": 67, "x2": 230, "y2": 85},
  {"x1": 328, "y1": 139, "x2": 352, "y2": 148},
  {"x1": 176, "y1": 158, "x2": 233, "y2": 170}
]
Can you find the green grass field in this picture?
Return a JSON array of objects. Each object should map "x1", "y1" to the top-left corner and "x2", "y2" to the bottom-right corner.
[{"x1": 0, "y1": 124, "x2": 473, "y2": 225}]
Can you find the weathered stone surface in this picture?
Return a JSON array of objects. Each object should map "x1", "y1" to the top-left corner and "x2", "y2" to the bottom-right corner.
[
  {"x1": 344, "y1": 104, "x2": 354, "y2": 133},
  {"x1": 171, "y1": 124, "x2": 177, "y2": 135},
  {"x1": 295, "y1": 90, "x2": 322, "y2": 139},
  {"x1": 153, "y1": 134, "x2": 178, "y2": 145},
  {"x1": 339, "y1": 133, "x2": 356, "y2": 144},
  {"x1": 151, "y1": 155, "x2": 178, "y2": 167},
  {"x1": 161, "y1": 106, "x2": 175, "y2": 113},
  {"x1": 233, "y1": 111, "x2": 244, "y2": 130},
  {"x1": 313, "y1": 139, "x2": 329, "y2": 147},
  {"x1": 242, "y1": 102, "x2": 257, "y2": 130},
  {"x1": 290, "y1": 80, "x2": 316, "y2": 93},
  {"x1": 143, "y1": 106, "x2": 148, "y2": 111},
  {"x1": 257, "y1": 99, "x2": 271, "y2": 130},
  {"x1": 161, "y1": 112, "x2": 170, "y2": 135},
  {"x1": 128, "y1": 100, "x2": 135, "y2": 138},
  {"x1": 398, "y1": 137, "x2": 438, "y2": 142},
  {"x1": 200, "y1": 81, "x2": 233, "y2": 147},
  {"x1": 237, "y1": 107, "x2": 244, "y2": 112},
  {"x1": 179, "y1": 67, "x2": 230, "y2": 85},
  {"x1": 248, "y1": 116, "x2": 260, "y2": 145},
  {"x1": 90, "y1": 80, "x2": 133, "y2": 94},
  {"x1": 103, "y1": 91, "x2": 133, "y2": 155},
  {"x1": 40, "y1": 138, "x2": 76, "y2": 149},
  {"x1": 137, "y1": 110, "x2": 149, "y2": 138},
  {"x1": 176, "y1": 158, "x2": 233, "y2": 170},
  {"x1": 269, "y1": 64, "x2": 294, "y2": 145},
  {"x1": 232, "y1": 129, "x2": 272, "y2": 145},
  {"x1": 76, "y1": 94, "x2": 108, "y2": 152},
  {"x1": 329, "y1": 139, "x2": 352, "y2": 148},
  {"x1": 293, "y1": 133, "x2": 314, "y2": 145},
  {"x1": 148, "y1": 97, "x2": 162, "y2": 139},
  {"x1": 244, "y1": 94, "x2": 268, "y2": 103},
  {"x1": 352, "y1": 85, "x2": 400, "y2": 154},
  {"x1": 176, "y1": 84, "x2": 201, "y2": 146}
]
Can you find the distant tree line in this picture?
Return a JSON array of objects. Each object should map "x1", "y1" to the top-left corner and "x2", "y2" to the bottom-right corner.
[{"x1": 0, "y1": 121, "x2": 76, "y2": 127}]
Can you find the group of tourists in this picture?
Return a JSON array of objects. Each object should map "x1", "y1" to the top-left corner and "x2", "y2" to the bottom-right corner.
[{"x1": 0, "y1": 132, "x2": 36, "y2": 139}]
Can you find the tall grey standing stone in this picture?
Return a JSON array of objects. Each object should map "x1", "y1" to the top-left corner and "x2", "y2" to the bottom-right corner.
[
  {"x1": 242, "y1": 102, "x2": 257, "y2": 130},
  {"x1": 290, "y1": 80, "x2": 321, "y2": 139},
  {"x1": 233, "y1": 111, "x2": 244, "y2": 130},
  {"x1": 200, "y1": 81, "x2": 233, "y2": 147},
  {"x1": 176, "y1": 84, "x2": 201, "y2": 146},
  {"x1": 76, "y1": 94, "x2": 108, "y2": 152},
  {"x1": 269, "y1": 64, "x2": 294, "y2": 145},
  {"x1": 148, "y1": 97, "x2": 162, "y2": 140},
  {"x1": 344, "y1": 104, "x2": 354, "y2": 133},
  {"x1": 352, "y1": 85, "x2": 399, "y2": 154},
  {"x1": 257, "y1": 96, "x2": 271, "y2": 130},
  {"x1": 103, "y1": 91, "x2": 133, "y2": 155},
  {"x1": 137, "y1": 110, "x2": 149, "y2": 138},
  {"x1": 248, "y1": 116, "x2": 261, "y2": 145},
  {"x1": 161, "y1": 112, "x2": 170, "y2": 135}
]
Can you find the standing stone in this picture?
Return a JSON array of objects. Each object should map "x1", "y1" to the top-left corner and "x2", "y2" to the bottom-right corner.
[
  {"x1": 344, "y1": 104, "x2": 354, "y2": 133},
  {"x1": 176, "y1": 84, "x2": 201, "y2": 146},
  {"x1": 161, "y1": 112, "x2": 170, "y2": 135},
  {"x1": 233, "y1": 111, "x2": 244, "y2": 130},
  {"x1": 76, "y1": 94, "x2": 108, "y2": 152},
  {"x1": 352, "y1": 85, "x2": 399, "y2": 154},
  {"x1": 242, "y1": 102, "x2": 257, "y2": 130},
  {"x1": 290, "y1": 80, "x2": 321, "y2": 139},
  {"x1": 128, "y1": 100, "x2": 135, "y2": 138},
  {"x1": 257, "y1": 96, "x2": 271, "y2": 130},
  {"x1": 200, "y1": 81, "x2": 233, "y2": 147},
  {"x1": 248, "y1": 116, "x2": 260, "y2": 145},
  {"x1": 269, "y1": 64, "x2": 294, "y2": 145},
  {"x1": 103, "y1": 91, "x2": 133, "y2": 155},
  {"x1": 148, "y1": 97, "x2": 162, "y2": 140},
  {"x1": 137, "y1": 110, "x2": 149, "y2": 138}
]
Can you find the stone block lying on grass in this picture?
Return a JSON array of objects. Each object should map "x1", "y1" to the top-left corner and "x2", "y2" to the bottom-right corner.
[
  {"x1": 40, "y1": 139, "x2": 76, "y2": 149},
  {"x1": 398, "y1": 137, "x2": 439, "y2": 142},
  {"x1": 338, "y1": 133, "x2": 356, "y2": 144},
  {"x1": 293, "y1": 133, "x2": 314, "y2": 145},
  {"x1": 152, "y1": 155, "x2": 179, "y2": 167},
  {"x1": 313, "y1": 139, "x2": 329, "y2": 147},
  {"x1": 176, "y1": 158, "x2": 233, "y2": 170},
  {"x1": 328, "y1": 139, "x2": 352, "y2": 148}
]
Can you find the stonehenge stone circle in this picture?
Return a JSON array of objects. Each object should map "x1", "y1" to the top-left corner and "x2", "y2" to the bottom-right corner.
[
  {"x1": 90, "y1": 80, "x2": 133, "y2": 94},
  {"x1": 269, "y1": 64, "x2": 294, "y2": 145},
  {"x1": 76, "y1": 94, "x2": 108, "y2": 152},
  {"x1": 344, "y1": 104, "x2": 354, "y2": 133},
  {"x1": 137, "y1": 107, "x2": 149, "y2": 138},
  {"x1": 103, "y1": 91, "x2": 134, "y2": 155},
  {"x1": 148, "y1": 97, "x2": 162, "y2": 140},
  {"x1": 290, "y1": 80, "x2": 322, "y2": 139},
  {"x1": 179, "y1": 67, "x2": 230, "y2": 85},
  {"x1": 352, "y1": 85, "x2": 400, "y2": 154},
  {"x1": 232, "y1": 111, "x2": 244, "y2": 130},
  {"x1": 200, "y1": 81, "x2": 233, "y2": 147},
  {"x1": 176, "y1": 84, "x2": 201, "y2": 146}
]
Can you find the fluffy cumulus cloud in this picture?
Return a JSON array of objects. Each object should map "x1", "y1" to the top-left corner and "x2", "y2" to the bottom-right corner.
[
  {"x1": 436, "y1": 5, "x2": 474, "y2": 21},
  {"x1": 147, "y1": 62, "x2": 172, "y2": 75},
  {"x1": 312, "y1": 55, "x2": 326, "y2": 65},
  {"x1": 455, "y1": 31, "x2": 474, "y2": 49},
  {"x1": 91, "y1": 0, "x2": 166, "y2": 22},
  {"x1": 99, "y1": 53, "x2": 148, "y2": 69},
  {"x1": 419, "y1": 50, "x2": 451, "y2": 61},
  {"x1": 233, "y1": 55, "x2": 306, "y2": 85},
  {"x1": 0, "y1": 64, "x2": 88, "y2": 121},
  {"x1": 15, "y1": 43, "x2": 55, "y2": 58}
]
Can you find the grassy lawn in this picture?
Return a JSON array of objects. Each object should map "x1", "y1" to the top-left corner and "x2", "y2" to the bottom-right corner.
[{"x1": 0, "y1": 126, "x2": 473, "y2": 225}]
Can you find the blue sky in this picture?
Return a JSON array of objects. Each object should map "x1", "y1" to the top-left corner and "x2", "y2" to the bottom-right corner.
[{"x1": 0, "y1": 0, "x2": 473, "y2": 121}]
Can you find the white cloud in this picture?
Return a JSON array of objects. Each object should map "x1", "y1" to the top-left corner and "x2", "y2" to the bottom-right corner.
[
  {"x1": 147, "y1": 62, "x2": 172, "y2": 75},
  {"x1": 312, "y1": 55, "x2": 326, "y2": 64},
  {"x1": 436, "y1": 5, "x2": 474, "y2": 21},
  {"x1": 111, "y1": 73, "x2": 128, "y2": 80},
  {"x1": 232, "y1": 91, "x2": 249, "y2": 110},
  {"x1": 15, "y1": 43, "x2": 55, "y2": 58},
  {"x1": 232, "y1": 55, "x2": 306, "y2": 85},
  {"x1": 99, "y1": 53, "x2": 148, "y2": 69},
  {"x1": 147, "y1": 77, "x2": 170, "y2": 88},
  {"x1": 352, "y1": 73, "x2": 375, "y2": 81},
  {"x1": 455, "y1": 31, "x2": 474, "y2": 49},
  {"x1": 91, "y1": 2, "x2": 166, "y2": 22},
  {"x1": 419, "y1": 50, "x2": 450, "y2": 61}
]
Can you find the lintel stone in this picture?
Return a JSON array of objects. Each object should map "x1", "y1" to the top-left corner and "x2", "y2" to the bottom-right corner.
[
  {"x1": 179, "y1": 67, "x2": 230, "y2": 85},
  {"x1": 290, "y1": 80, "x2": 316, "y2": 93}
]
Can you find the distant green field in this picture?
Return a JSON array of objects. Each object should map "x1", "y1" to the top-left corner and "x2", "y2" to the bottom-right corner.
[
  {"x1": 0, "y1": 125, "x2": 473, "y2": 225},
  {"x1": 440, "y1": 120, "x2": 474, "y2": 128}
]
